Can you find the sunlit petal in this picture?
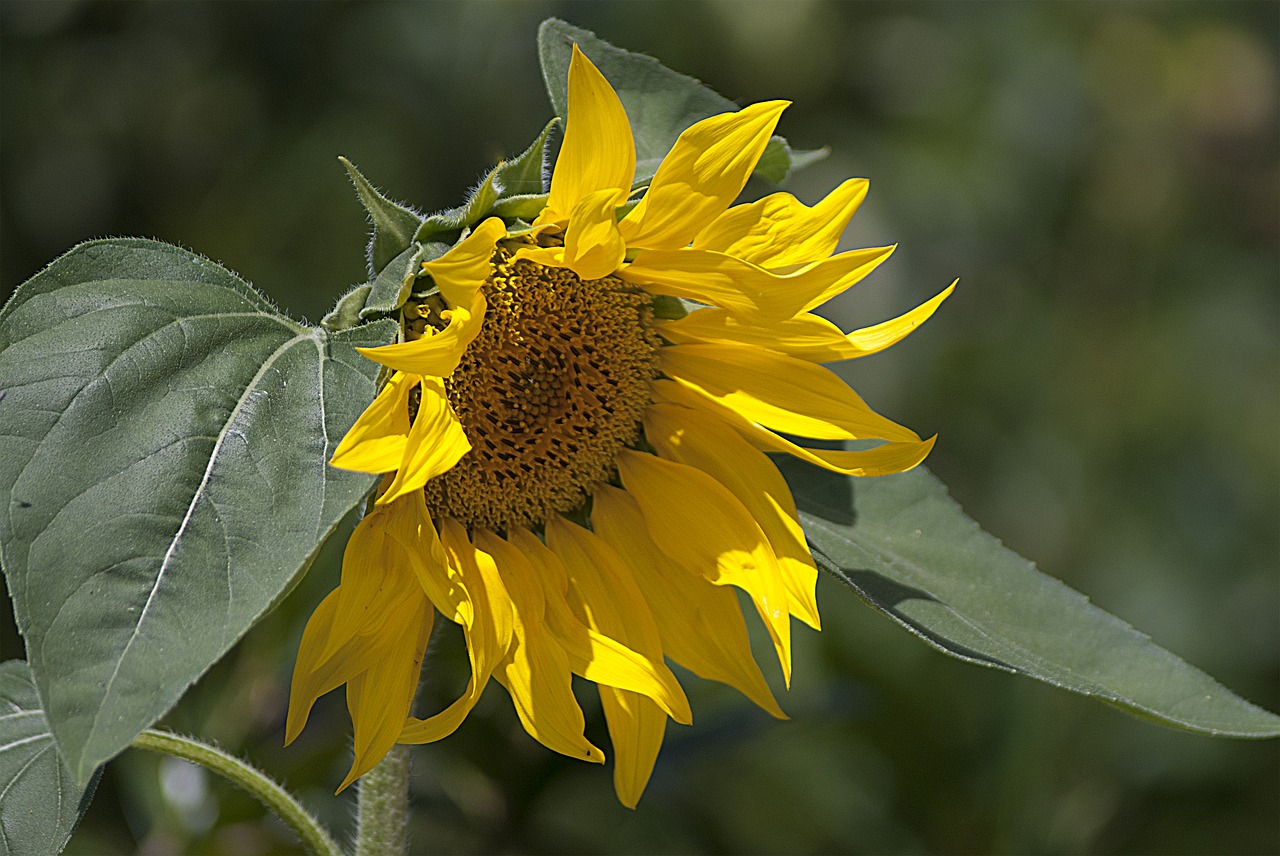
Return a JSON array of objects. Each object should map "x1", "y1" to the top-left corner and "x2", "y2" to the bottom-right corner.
[
  {"x1": 621, "y1": 244, "x2": 894, "y2": 320},
  {"x1": 693, "y1": 178, "x2": 868, "y2": 267},
  {"x1": 619, "y1": 100, "x2": 788, "y2": 250},
  {"x1": 377, "y1": 376, "x2": 471, "y2": 505},
  {"x1": 645, "y1": 403, "x2": 820, "y2": 629},
  {"x1": 328, "y1": 370, "x2": 414, "y2": 474},
  {"x1": 542, "y1": 45, "x2": 635, "y2": 225},
  {"x1": 592, "y1": 484, "x2": 786, "y2": 718},
  {"x1": 616, "y1": 450, "x2": 793, "y2": 686}
]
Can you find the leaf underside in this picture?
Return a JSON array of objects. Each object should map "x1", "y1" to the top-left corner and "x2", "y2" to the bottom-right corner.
[
  {"x1": 780, "y1": 460, "x2": 1280, "y2": 738},
  {"x1": 0, "y1": 239, "x2": 395, "y2": 783}
]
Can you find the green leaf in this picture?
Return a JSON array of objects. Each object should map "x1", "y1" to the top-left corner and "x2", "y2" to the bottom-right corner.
[
  {"x1": 537, "y1": 18, "x2": 825, "y2": 186},
  {"x1": 780, "y1": 462, "x2": 1280, "y2": 738},
  {"x1": 340, "y1": 157, "x2": 424, "y2": 276},
  {"x1": 0, "y1": 239, "x2": 396, "y2": 784},
  {"x1": 0, "y1": 660, "x2": 98, "y2": 856}
]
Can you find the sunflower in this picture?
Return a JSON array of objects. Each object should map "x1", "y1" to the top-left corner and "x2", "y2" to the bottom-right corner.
[{"x1": 287, "y1": 44, "x2": 951, "y2": 807}]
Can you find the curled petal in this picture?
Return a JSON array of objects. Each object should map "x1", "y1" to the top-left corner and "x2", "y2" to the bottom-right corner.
[
  {"x1": 515, "y1": 187, "x2": 627, "y2": 281},
  {"x1": 355, "y1": 289, "x2": 486, "y2": 378},
  {"x1": 328, "y1": 370, "x2": 414, "y2": 474},
  {"x1": 692, "y1": 178, "x2": 868, "y2": 267},
  {"x1": 422, "y1": 217, "x2": 508, "y2": 306},
  {"x1": 659, "y1": 282, "x2": 955, "y2": 363},
  {"x1": 377, "y1": 376, "x2": 470, "y2": 505}
]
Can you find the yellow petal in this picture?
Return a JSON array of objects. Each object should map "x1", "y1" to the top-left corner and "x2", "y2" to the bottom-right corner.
[
  {"x1": 421, "y1": 217, "x2": 508, "y2": 306},
  {"x1": 377, "y1": 376, "x2": 471, "y2": 505},
  {"x1": 541, "y1": 519, "x2": 693, "y2": 725},
  {"x1": 286, "y1": 590, "x2": 359, "y2": 745},
  {"x1": 659, "y1": 343, "x2": 920, "y2": 443},
  {"x1": 599, "y1": 688, "x2": 666, "y2": 809},
  {"x1": 504, "y1": 527, "x2": 693, "y2": 724},
  {"x1": 658, "y1": 282, "x2": 953, "y2": 363},
  {"x1": 653, "y1": 378, "x2": 937, "y2": 477},
  {"x1": 460, "y1": 527, "x2": 603, "y2": 762},
  {"x1": 329, "y1": 370, "x2": 413, "y2": 474},
  {"x1": 339, "y1": 597, "x2": 432, "y2": 791},
  {"x1": 644, "y1": 403, "x2": 820, "y2": 630},
  {"x1": 615, "y1": 449, "x2": 793, "y2": 686},
  {"x1": 621, "y1": 244, "x2": 894, "y2": 321},
  {"x1": 399, "y1": 517, "x2": 515, "y2": 744},
  {"x1": 514, "y1": 187, "x2": 627, "y2": 281},
  {"x1": 592, "y1": 484, "x2": 786, "y2": 719},
  {"x1": 692, "y1": 178, "x2": 868, "y2": 267},
  {"x1": 618, "y1": 100, "x2": 789, "y2": 251},
  {"x1": 542, "y1": 45, "x2": 635, "y2": 226},
  {"x1": 318, "y1": 507, "x2": 398, "y2": 663},
  {"x1": 355, "y1": 289, "x2": 486, "y2": 378}
]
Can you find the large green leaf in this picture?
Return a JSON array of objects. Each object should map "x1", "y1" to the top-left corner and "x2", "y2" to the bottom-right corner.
[
  {"x1": 779, "y1": 461, "x2": 1280, "y2": 737},
  {"x1": 538, "y1": 18, "x2": 826, "y2": 186},
  {"x1": 0, "y1": 660, "x2": 97, "y2": 856},
  {"x1": 0, "y1": 239, "x2": 395, "y2": 784}
]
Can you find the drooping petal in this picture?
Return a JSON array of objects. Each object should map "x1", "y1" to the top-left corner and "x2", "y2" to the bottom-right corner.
[
  {"x1": 286, "y1": 590, "x2": 360, "y2": 745},
  {"x1": 541, "y1": 45, "x2": 635, "y2": 227},
  {"x1": 658, "y1": 282, "x2": 954, "y2": 363},
  {"x1": 644, "y1": 403, "x2": 820, "y2": 629},
  {"x1": 399, "y1": 516, "x2": 515, "y2": 744},
  {"x1": 541, "y1": 519, "x2": 692, "y2": 725},
  {"x1": 659, "y1": 343, "x2": 920, "y2": 443},
  {"x1": 505, "y1": 527, "x2": 693, "y2": 725},
  {"x1": 653, "y1": 378, "x2": 937, "y2": 477},
  {"x1": 545, "y1": 516, "x2": 690, "y2": 808},
  {"x1": 340, "y1": 596, "x2": 432, "y2": 790},
  {"x1": 618, "y1": 100, "x2": 788, "y2": 251},
  {"x1": 459, "y1": 527, "x2": 603, "y2": 762},
  {"x1": 329, "y1": 370, "x2": 414, "y2": 474},
  {"x1": 621, "y1": 244, "x2": 894, "y2": 321},
  {"x1": 377, "y1": 376, "x2": 471, "y2": 505},
  {"x1": 692, "y1": 178, "x2": 868, "y2": 267},
  {"x1": 592, "y1": 484, "x2": 786, "y2": 719},
  {"x1": 355, "y1": 289, "x2": 486, "y2": 378},
  {"x1": 615, "y1": 449, "x2": 793, "y2": 686}
]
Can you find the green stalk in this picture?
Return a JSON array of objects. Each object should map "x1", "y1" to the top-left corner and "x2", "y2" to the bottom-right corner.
[
  {"x1": 354, "y1": 745, "x2": 411, "y2": 856},
  {"x1": 131, "y1": 729, "x2": 344, "y2": 856}
]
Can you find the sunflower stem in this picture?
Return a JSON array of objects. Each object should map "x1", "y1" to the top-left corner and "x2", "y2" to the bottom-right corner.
[
  {"x1": 355, "y1": 745, "x2": 411, "y2": 856},
  {"x1": 131, "y1": 728, "x2": 343, "y2": 856}
]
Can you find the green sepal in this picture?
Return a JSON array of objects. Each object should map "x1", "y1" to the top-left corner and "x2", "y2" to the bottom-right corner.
[
  {"x1": 0, "y1": 660, "x2": 100, "y2": 856},
  {"x1": 780, "y1": 458, "x2": 1280, "y2": 738},
  {"x1": 340, "y1": 156, "x2": 425, "y2": 276},
  {"x1": 537, "y1": 18, "x2": 826, "y2": 187},
  {"x1": 494, "y1": 118, "x2": 555, "y2": 197},
  {"x1": 650, "y1": 295, "x2": 691, "y2": 321},
  {"x1": 321, "y1": 283, "x2": 373, "y2": 332},
  {"x1": 361, "y1": 243, "x2": 429, "y2": 319}
]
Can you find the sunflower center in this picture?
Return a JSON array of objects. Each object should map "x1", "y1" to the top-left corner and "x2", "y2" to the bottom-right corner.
[{"x1": 422, "y1": 243, "x2": 659, "y2": 532}]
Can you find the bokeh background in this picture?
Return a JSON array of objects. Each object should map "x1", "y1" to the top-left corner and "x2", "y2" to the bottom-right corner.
[{"x1": 2, "y1": 1, "x2": 1277, "y2": 853}]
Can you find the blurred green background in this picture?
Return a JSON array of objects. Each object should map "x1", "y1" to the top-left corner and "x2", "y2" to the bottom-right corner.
[{"x1": 2, "y1": 1, "x2": 1277, "y2": 853}]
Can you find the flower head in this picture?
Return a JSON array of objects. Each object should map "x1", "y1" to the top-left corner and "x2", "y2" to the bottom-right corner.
[{"x1": 288, "y1": 45, "x2": 952, "y2": 806}]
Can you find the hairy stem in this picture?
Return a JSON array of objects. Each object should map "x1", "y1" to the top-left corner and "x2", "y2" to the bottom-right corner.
[
  {"x1": 131, "y1": 729, "x2": 344, "y2": 856},
  {"x1": 354, "y1": 745, "x2": 411, "y2": 856}
]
